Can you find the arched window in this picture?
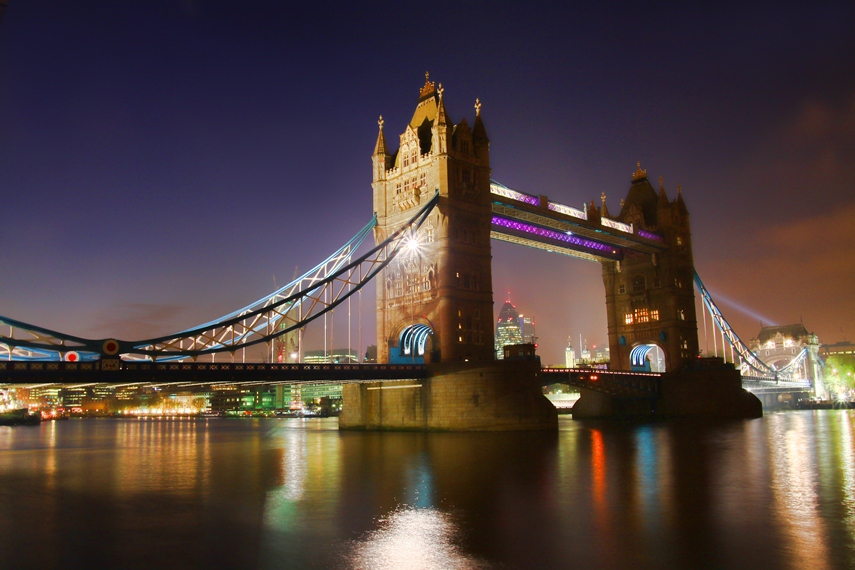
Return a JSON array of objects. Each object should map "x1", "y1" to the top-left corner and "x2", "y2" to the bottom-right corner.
[{"x1": 632, "y1": 274, "x2": 646, "y2": 292}]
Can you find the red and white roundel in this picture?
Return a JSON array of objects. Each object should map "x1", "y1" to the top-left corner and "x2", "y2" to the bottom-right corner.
[
  {"x1": 65, "y1": 351, "x2": 80, "y2": 362},
  {"x1": 102, "y1": 339, "x2": 120, "y2": 356}
]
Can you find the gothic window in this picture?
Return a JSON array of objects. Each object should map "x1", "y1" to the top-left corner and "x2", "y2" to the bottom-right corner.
[
  {"x1": 634, "y1": 307, "x2": 650, "y2": 323},
  {"x1": 676, "y1": 236, "x2": 683, "y2": 247},
  {"x1": 419, "y1": 171, "x2": 426, "y2": 189},
  {"x1": 653, "y1": 278, "x2": 661, "y2": 288},
  {"x1": 395, "y1": 281, "x2": 403, "y2": 297},
  {"x1": 426, "y1": 227, "x2": 434, "y2": 243},
  {"x1": 396, "y1": 182, "x2": 402, "y2": 195},
  {"x1": 403, "y1": 154, "x2": 409, "y2": 167},
  {"x1": 679, "y1": 309, "x2": 685, "y2": 320},
  {"x1": 632, "y1": 274, "x2": 646, "y2": 292},
  {"x1": 462, "y1": 168, "x2": 471, "y2": 184},
  {"x1": 619, "y1": 284, "x2": 626, "y2": 294},
  {"x1": 625, "y1": 313, "x2": 634, "y2": 325},
  {"x1": 411, "y1": 150, "x2": 417, "y2": 165},
  {"x1": 651, "y1": 309, "x2": 660, "y2": 321},
  {"x1": 461, "y1": 140, "x2": 470, "y2": 154}
]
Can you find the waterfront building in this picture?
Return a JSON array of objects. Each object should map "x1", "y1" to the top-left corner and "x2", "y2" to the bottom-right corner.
[
  {"x1": 749, "y1": 323, "x2": 825, "y2": 397},
  {"x1": 495, "y1": 301, "x2": 523, "y2": 359},
  {"x1": 820, "y1": 340, "x2": 855, "y2": 364},
  {"x1": 303, "y1": 348, "x2": 358, "y2": 364}
]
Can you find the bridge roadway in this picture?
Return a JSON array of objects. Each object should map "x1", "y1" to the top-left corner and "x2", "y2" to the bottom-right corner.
[
  {"x1": 1, "y1": 361, "x2": 802, "y2": 399},
  {"x1": 2, "y1": 360, "x2": 661, "y2": 395}
]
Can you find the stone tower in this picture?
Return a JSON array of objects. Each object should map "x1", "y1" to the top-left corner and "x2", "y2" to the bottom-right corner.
[
  {"x1": 601, "y1": 164, "x2": 699, "y2": 372},
  {"x1": 372, "y1": 74, "x2": 494, "y2": 363}
]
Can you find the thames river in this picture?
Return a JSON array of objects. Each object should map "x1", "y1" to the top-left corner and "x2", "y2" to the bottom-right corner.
[{"x1": 1, "y1": 412, "x2": 853, "y2": 569}]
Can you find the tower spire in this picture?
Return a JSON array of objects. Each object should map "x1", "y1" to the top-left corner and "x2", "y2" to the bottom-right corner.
[{"x1": 373, "y1": 115, "x2": 387, "y2": 156}]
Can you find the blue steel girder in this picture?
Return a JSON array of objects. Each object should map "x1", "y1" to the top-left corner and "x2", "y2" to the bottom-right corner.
[
  {"x1": 1, "y1": 192, "x2": 439, "y2": 361},
  {"x1": 693, "y1": 271, "x2": 779, "y2": 378}
]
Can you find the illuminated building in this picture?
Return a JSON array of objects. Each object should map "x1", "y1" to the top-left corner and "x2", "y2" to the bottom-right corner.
[
  {"x1": 749, "y1": 323, "x2": 825, "y2": 397},
  {"x1": 303, "y1": 348, "x2": 358, "y2": 364},
  {"x1": 565, "y1": 338, "x2": 576, "y2": 368},
  {"x1": 518, "y1": 314, "x2": 536, "y2": 344},
  {"x1": 494, "y1": 301, "x2": 523, "y2": 359}
]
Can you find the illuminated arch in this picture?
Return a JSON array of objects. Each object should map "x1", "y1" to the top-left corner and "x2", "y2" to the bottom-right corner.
[
  {"x1": 400, "y1": 324, "x2": 434, "y2": 358},
  {"x1": 630, "y1": 343, "x2": 667, "y2": 372}
]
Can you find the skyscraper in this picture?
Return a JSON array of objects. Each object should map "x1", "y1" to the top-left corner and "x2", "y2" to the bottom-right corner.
[
  {"x1": 495, "y1": 301, "x2": 523, "y2": 359},
  {"x1": 518, "y1": 314, "x2": 536, "y2": 345}
]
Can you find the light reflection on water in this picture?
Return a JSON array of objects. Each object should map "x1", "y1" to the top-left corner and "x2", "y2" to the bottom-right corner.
[
  {"x1": 0, "y1": 412, "x2": 853, "y2": 569},
  {"x1": 343, "y1": 506, "x2": 487, "y2": 570}
]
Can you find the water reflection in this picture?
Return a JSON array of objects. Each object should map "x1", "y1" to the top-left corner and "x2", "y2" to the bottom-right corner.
[
  {"x1": 343, "y1": 506, "x2": 486, "y2": 570},
  {"x1": 0, "y1": 413, "x2": 854, "y2": 569}
]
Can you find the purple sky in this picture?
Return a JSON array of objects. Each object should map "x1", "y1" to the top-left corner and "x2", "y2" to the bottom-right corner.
[{"x1": 2, "y1": 2, "x2": 854, "y2": 365}]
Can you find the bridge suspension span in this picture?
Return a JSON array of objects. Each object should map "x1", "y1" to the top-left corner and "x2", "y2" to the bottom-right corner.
[
  {"x1": 1, "y1": 192, "x2": 439, "y2": 362},
  {"x1": 694, "y1": 271, "x2": 808, "y2": 383}
]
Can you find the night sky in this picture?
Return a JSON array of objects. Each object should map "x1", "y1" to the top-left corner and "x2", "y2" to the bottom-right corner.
[{"x1": 2, "y1": 2, "x2": 854, "y2": 365}]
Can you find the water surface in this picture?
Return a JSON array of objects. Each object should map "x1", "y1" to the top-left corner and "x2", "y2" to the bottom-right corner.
[{"x1": 1, "y1": 412, "x2": 853, "y2": 569}]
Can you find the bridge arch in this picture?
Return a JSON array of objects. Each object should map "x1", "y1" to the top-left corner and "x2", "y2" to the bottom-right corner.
[
  {"x1": 390, "y1": 322, "x2": 435, "y2": 364},
  {"x1": 630, "y1": 342, "x2": 667, "y2": 372}
]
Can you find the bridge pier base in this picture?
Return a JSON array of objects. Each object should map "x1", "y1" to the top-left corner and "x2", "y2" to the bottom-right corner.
[
  {"x1": 572, "y1": 368, "x2": 762, "y2": 420},
  {"x1": 339, "y1": 360, "x2": 557, "y2": 431}
]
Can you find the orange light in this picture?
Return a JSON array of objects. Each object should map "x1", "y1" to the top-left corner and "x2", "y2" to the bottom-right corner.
[{"x1": 591, "y1": 375, "x2": 598, "y2": 380}]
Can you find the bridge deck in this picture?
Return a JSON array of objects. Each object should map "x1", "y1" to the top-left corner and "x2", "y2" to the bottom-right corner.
[{"x1": 1, "y1": 360, "x2": 428, "y2": 385}]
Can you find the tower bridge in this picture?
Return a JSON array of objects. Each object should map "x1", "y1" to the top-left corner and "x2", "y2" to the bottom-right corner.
[{"x1": 3, "y1": 74, "x2": 812, "y2": 424}]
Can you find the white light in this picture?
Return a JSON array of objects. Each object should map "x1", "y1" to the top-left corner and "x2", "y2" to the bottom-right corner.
[{"x1": 404, "y1": 235, "x2": 420, "y2": 253}]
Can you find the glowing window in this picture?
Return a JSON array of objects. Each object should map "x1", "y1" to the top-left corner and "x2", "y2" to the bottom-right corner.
[
  {"x1": 634, "y1": 308, "x2": 650, "y2": 323},
  {"x1": 651, "y1": 309, "x2": 660, "y2": 321},
  {"x1": 625, "y1": 313, "x2": 634, "y2": 325}
]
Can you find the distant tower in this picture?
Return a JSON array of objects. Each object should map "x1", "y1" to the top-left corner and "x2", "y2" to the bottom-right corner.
[
  {"x1": 494, "y1": 301, "x2": 523, "y2": 359},
  {"x1": 601, "y1": 166, "x2": 699, "y2": 372},
  {"x1": 581, "y1": 339, "x2": 591, "y2": 362},
  {"x1": 564, "y1": 337, "x2": 576, "y2": 368},
  {"x1": 373, "y1": 74, "x2": 494, "y2": 363}
]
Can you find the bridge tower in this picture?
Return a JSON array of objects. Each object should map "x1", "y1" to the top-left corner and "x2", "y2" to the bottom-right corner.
[
  {"x1": 372, "y1": 74, "x2": 494, "y2": 363},
  {"x1": 601, "y1": 165, "x2": 699, "y2": 372}
]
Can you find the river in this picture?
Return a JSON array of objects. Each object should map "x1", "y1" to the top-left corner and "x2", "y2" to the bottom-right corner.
[{"x1": 1, "y1": 411, "x2": 853, "y2": 569}]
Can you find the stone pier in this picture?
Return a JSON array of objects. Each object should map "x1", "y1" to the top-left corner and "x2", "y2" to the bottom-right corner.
[
  {"x1": 339, "y1": 360, "x2": 557, "y2": 431},
  {"x1": 571, "y1": 367, "x2": 763, "y2": 419}
]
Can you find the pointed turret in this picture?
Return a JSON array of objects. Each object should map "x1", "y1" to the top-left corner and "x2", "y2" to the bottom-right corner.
[
  {"x1": 431, "y1": 82, "x2": 450, "y2": 155},
  {"x1": 373, "y1": 115, "x2": 388, "y2": 156},
  {"x1": 601, "y1": 192, "x2": 611, "y2": 219},
  {"x1": 621, "y1": 161, "x2": 658, "y2": 227},
  {"x1": 373, "y1": 115, "x2": 392, "y2": 182},
  {"x1": 472, "y1": 98, "x2": 490, "y2": 160},
  {"x1": 587, "y1": 199, "x2": 601, "y2": 224},
  {"x1": 472, "y1": 99, "x2": 489, "y2": 164}
]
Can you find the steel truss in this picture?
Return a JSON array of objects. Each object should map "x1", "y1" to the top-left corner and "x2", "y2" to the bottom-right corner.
[
  {"x1": 2, "y1": 192, "x2": 439, "y2": 361},
  {"x1": 694, "y1": 271, "x2": 806, "y2": 381}
]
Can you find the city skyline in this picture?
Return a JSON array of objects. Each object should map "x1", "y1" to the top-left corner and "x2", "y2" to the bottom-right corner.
[{"x1": 2, "y1": 3, "x2": 854, "y2": 365}]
